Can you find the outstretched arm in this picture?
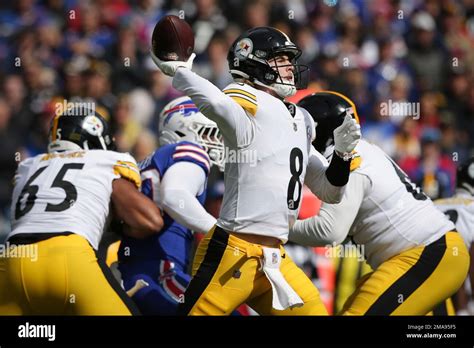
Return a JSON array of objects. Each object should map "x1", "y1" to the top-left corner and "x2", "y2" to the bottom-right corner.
[
  {"x1": 290, "y1": 173, "x2": 370, "y2": 246},
  {"x1": 111, "y1": 178, "x2": 164, "y2": 238},
  {"x1": 151, "y1": 52, "x2": 252, "y2": 147}
]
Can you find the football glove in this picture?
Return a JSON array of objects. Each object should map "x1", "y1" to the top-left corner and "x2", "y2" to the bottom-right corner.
[
  {"x1": 333, "y1": 113, "x2": 361, "y2": 159},
  {"x1": 150, "y1": 50, "x2": 196, "y2": 77}
]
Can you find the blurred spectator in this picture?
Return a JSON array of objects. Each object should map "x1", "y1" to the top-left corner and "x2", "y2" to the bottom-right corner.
[
  {"x1": 194, "y1": 33, "x2": 232, "y2": 88},
  {"x1": 132, "y1": 128, "x2": 157, "y2": 162},
  {"x1": 0, "y1": 97, "x2": 22, "y2": 234},
  {"x1": 65, "y1": 2, "x2": 115, "y2": 59},
  {"x1": 367, "y1": 38, "x2": 413, "y2": 103},
  {"x1": 407, "y1": 11, "x2": 447, "y2": 92},
  {"x1": 394, "y1": 118, "x2": 421, "y2": 162},
  {"x1": 405, "y1": 130, "x2": 456, "y2": 199},
  {"x1": 84, "y1": 59, "x2": 116, "y2": 115},
  {"x1": 113, "y1": 94, "x2": 142, "y2": 152},
  {"x1": 3, "y1": 74, "x2": 31, "y2": 130}
]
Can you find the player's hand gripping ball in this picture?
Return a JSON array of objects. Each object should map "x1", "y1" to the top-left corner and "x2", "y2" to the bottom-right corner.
[{"x1": 150, "y1": 15, "x2": 196, "y2": 76}]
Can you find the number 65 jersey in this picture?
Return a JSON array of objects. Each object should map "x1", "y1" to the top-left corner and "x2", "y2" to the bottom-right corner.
[{"x1": 9, "y1": 150, "x2": 141, "y2": 250}]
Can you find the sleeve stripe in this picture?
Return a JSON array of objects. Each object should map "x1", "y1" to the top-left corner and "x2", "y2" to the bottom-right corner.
[
  {"x1": 116, "y1": 161, "x2": 140, "y2": 176},
  {"x1": 173, "y1": 152, "x2": 210, "y2": 171},
  {"x1": 226, "y1": 95, "x2": 258, "y2": 116},
  {"x1": 225, "y1": 93, "x2": 258, "y2": 106},
  {"x1": 175, "y1": 145, "x2": 210, "y2": 159},
  {"x1": 224, "y1": 89, "x2": 256, "y2": 101}
]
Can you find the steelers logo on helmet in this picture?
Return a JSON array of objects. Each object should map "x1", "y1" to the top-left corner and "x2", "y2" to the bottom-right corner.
[
  {"x1": 83, "y1": 115, "x2": 104, "y2": 136},
  {"x1": 234, "y1": 38, "x2": 253, "y2": 60},
  {"x1": 227, "y1": 27, "x2": 309, "y2": 98}
]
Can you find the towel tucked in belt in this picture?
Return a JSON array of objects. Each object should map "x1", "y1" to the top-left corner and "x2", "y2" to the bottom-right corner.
[{"x1": 260, "y1": 247, "x2": 304, "y2": 310}]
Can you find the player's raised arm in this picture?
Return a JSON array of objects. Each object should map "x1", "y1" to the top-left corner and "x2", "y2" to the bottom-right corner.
[
  {"x1": 304, "y1": 116, "x2": 361, "y2": 203},
  {"x1": 149, "y1": 17, "x2": 251, "y2": 147},
  {"x1": 111, "y1": 177, "x2": 164, "y2": 238}
]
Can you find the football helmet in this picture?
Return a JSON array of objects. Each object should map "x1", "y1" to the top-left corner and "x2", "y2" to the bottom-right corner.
[
  {"x1": 298, "y1": 91, "x2": 361, "y2": 159},
  {"x1": 227, "y1": 27, "x2": 308, "y2": 98},
  {"x1": 158, "y1": 96, "x2": 225, "y2": 171},
  {"x1": 48, "y1": 107, "x2": 115, "y2": 153},
  {"x1": 456, "y1": 157, "x2": 474, "y2": 195}
]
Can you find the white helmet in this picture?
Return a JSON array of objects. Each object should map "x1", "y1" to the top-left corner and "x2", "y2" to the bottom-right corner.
[{"x1": 159, "y1": 96, "x2": 225, "y2": 171}]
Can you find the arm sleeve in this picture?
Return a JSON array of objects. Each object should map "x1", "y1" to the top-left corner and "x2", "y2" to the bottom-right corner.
[
  {"x1": 290, "y1": 173, "x2": 371, "y2": 246},
  {"x1": 304, "y1": 147, "x2": 346, "y2": 203},
  {"x1": 160, "y1": 161, "x2": 216, "y2": 234},
  {"x1": 173, "y1": 68, "x2": 253, "y2": 147}
]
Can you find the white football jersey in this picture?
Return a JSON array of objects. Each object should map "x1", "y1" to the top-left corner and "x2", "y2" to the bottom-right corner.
[
  {"x1": 173, "y1": 69, "x2": 345, "y2": 242},
  {"x1": 435, "y1": 193, "x2": 474, "y2": 248},
  {"x1": 10, "y1": 150, "x2": 140, "y2": 249},
  {"x1": 349, "y1": 140, "x2": 455, "y2": 268},
  {"x1": 217, "y1": 83, "x2": 314, "y2": 241}
]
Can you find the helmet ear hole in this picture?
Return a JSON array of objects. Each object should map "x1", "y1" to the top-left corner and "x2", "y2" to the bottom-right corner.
[{"x1": 175, "y1": 131, "x2": 186, "y2": 137}]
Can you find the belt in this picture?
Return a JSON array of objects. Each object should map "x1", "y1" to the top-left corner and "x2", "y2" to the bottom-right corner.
[{"x1": 8, "y1": 232, "x2": 74, "y2": 245}]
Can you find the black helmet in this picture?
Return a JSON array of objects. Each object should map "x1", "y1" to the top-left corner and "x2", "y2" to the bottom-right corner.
[
  {"x1": 456, "y1": 157, "x2": 474, "y2": 195},
  {"x1": 227, "y1": 27, "x2": 308, "y2": 97},
  {"x1": 297, "y1": 91, "x2": 360, "y2": 155},
  {"x1": 48, "y1": 107, "x2": 115, "y2": 152}
]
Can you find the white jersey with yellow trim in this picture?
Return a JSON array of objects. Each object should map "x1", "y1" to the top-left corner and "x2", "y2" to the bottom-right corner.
[
  {"x1": 349, "y1": 140, "x2": 454, "y2": 267},
  {"x1": 173, "y1": 68, "x2": 344, "y2": 242},
  {"x1": 219, "y1": 82, "x2": 314, "y2": 240},
  {"x1": 290, "y1": 139, "x2": 455, "y2": 269},
  {"x1": 435, "y1": 192, "x2": 474, "y2": 248},
  {"x1": 10, "y1": 150, "x2": 140, "y2": 249}
]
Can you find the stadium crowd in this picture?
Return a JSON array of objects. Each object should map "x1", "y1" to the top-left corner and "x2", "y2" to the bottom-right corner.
[{"x1": 0, "y1": 0, "x2": 473, "y2": 239}]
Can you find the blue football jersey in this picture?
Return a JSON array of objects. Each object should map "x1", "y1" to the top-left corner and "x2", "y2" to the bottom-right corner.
[{"x1": 119, "y1": 141, "x2": 210, "y2": 272}]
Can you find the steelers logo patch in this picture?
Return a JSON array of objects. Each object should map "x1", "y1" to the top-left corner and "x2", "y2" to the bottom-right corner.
[
  {"x1": 235, "y1": 38, "x2": 253, "y2": 60},
  {"x1": 83, "y1": 115, "x2": 104, "y2": 136}
]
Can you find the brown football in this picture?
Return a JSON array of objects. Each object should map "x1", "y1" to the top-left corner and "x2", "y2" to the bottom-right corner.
[{"x1": 151, "y1": 15, "x2": 195, "y2": 62}]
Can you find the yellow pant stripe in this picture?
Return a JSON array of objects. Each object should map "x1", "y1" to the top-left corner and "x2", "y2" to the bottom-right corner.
[
  {"x1": 342, "y1": 231, "x2": 469, "y2": 315},
  {"x1": 181, "y1": 226, "x2": 327, "y2": 316}
]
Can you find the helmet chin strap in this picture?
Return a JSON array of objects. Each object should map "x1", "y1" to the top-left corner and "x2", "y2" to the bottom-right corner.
[
  {"x1": 231, "y1": 69, "x2": 296, "y2": 98},
  {"x1": 253, "y1": 79, "x2": 296, "y2": 98}
]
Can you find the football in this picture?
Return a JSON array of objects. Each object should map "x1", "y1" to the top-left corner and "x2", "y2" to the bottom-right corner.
[{"x1": 151, "y1": 15, "x2": 195, "y2": 62}]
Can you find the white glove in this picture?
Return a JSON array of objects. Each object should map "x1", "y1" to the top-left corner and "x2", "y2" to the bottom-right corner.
[
  {"x1": 333, "y1": 113, "x2": 361, "y2": 158},
  {"x1": 150, "y1": 50, "x2": 196, "y2": 77}
]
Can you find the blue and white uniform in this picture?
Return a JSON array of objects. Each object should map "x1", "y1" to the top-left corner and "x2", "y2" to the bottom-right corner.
[{"x1": 118, "y1": 140, "x2": 214, "y2": 315}]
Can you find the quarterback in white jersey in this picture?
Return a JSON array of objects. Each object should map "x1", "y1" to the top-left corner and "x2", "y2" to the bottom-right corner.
[
  {"x1": 152, "y1": 26, "x2": 361, "y2": 315},
  {"x1": 290, "y1": 92, "x2": 469, "y2": 315},
  {"x1": 0, "y1": 108, "x2": 163, "y2": 315},
  {"x1": 435, "y1": 157, "x2": 474, "y2": 314}
]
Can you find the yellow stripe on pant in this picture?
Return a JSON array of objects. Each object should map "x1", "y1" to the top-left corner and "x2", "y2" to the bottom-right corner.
[
  {"x1": 179, "y1": 226, "x2": 328, "y2": 316},
  {"x1": 341, "y1": 231, "x2": 469, "y2": 315},
  {"x1": 0, "y1": 233, "x2": 138, "y2": 315}
]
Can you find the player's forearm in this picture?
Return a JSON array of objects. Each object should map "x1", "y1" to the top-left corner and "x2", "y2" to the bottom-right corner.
[
  {"x1": 111, "y1": 179, "x2": 164, "y2": 236},
  {"x1": 289, "y1": 206, "x2": 350, "y2": 246},
  {"x1": 305, "y1": 149, "x2": 346, "y2": 203},
  {"x1": 161, "y1": 187, "x2": 216, "y2": 233},
  {"x1": 292, "y1": 173, "x2": 367, "y2": 246},
  {"x1": 325, "y1": 152, "x2": 351, "y2": 186},
  {"x1": 290, "y1": 215, "x2": 336, "y2": 247}
]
